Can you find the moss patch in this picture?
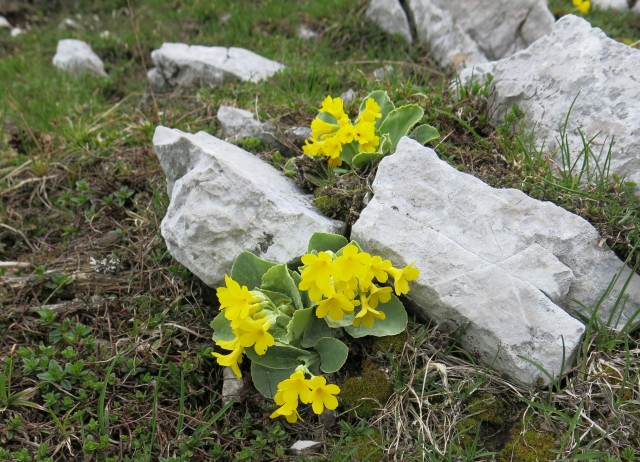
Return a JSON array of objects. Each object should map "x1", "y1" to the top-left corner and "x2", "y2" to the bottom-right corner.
[
  {"x1": 373, "y1": 330, "x2": 409, "y2": 356},
  {"x1": 340, "y1": 360, "x2": 394, "y2": 418},
  {"x1": 497, "y1": 421, "x2": 557, "y2": 462}
]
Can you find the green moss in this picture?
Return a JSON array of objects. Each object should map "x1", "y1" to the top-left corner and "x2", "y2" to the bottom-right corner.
[
  {"x1": 350, "y1": 430, "x2": 384, "y2": 462},
  {"x1": 313, "y1": 194, "x2": 344, "y2": 218},
  {"x1": 497, "y1": 422, "x2": 557, "y2": 462},
  {"x1": 456, "y1": 393, "x2": 513, "y2": 450},
  {"x1": 467, "y1": 392, "x2": 510, "y2": 426},
  {"x1": 340, "y1": 361, "x2": 394, "y2": 418},
  {"x1": 372, "y1": 331, "x2": 408, "y2": 356}
]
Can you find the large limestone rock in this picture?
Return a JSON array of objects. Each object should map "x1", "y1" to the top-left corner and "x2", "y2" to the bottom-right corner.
[
  {"x1": 460, "y1": 15, "x2": 640, "y2": 187},
  {"x1": 52, "y1": 39, "x2": 107, "y2": 77},
  {"x1": 592, "y1": 0, "x2": 640, "y2": 13},
  {"x1": 365, "y1": 0, "x2": 554, "y2": 70},
  {"x1": 148, "y1": 43, "x2": 285, "y2": 91},
  {"x1": 365, "y1": 0, "x2": 412, "y2": 43},
  {"x1": 153, "y1": 127, "x2": 345, "y2": 287},
  {"x1": 352, "y1": 138, "x2": 640, "y2": 385}
]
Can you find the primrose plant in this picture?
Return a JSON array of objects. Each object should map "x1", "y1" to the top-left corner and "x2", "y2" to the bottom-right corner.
[
  {"x1": 301, "y1": 90, "x2": 438, "y2": 169},
  {"x1": 210, "y1": 232, "x2": 419, "y2": 423}
]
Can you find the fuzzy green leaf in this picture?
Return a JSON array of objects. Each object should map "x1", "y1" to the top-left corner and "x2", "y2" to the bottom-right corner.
[
  {"x1": 314, "y1": 337, "x2": 349, "y2": 373},
  {"x1": 251, "y1": 363, "x2": 296, "y2": 399},
  {"x1": 379, "y1": 105, "x2": 424, "y2": 153},
  {"x1": 230, "y1": 252, "x2": 277, "y2": 290},
  {"x1": 409, "y1": 124, "x2": 439, "y2": 145},
  {"x1": 307, "y1": 232, "x2": 349, "y2": 254},
  {"x1": 352, "y1": 151, "x2": 385, "y2": 170},
  {"x1": 261, "y1": 264, "x2": 303, "y2": 311},
  {"x1": 359, "y1": 90, "x2": 395, "y2": 130},
  {"x1": 344, "y1": 294, "x2": 408, "y2": 338},
  {"x1": 210, "y1": 312, "x2": 234, "y2": 343},
  {"x1": 302, "y1": 311, "x2": 337, "y2": 348},
  {"x1": 287, "y1": 307, "x2": 314, "y2": 344},
  {"x1": 244, "y1": 343, "x2": 313, "y2": 369}
]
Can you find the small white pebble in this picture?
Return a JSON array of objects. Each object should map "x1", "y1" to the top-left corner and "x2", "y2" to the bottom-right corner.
[
  {"x1": 290, "y1": 440, "x2": 321, "y2": 452},
  {"x1": 0, "y1": 16, "x2": 11, "y2": 29},
  {"x1": 10, "y1": 27, "x2": 24, "y2": 37}
]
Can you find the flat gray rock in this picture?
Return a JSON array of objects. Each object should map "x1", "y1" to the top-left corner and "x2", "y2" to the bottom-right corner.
[
  {"x1": 52, "y1": 39, "x2": 106, "y2": 77},
  {"x1": 216, "y1": 106, "x2": 277, "y2": 145},
  {"x1": 153, "y1": 127, "x2": 344, "y2": 287},
  {"x1": 353, "y1": 138, "x2": 640, "y2": 384},
  {"x1": 460, "y1": 15, "x2": 640, "y2": 188},
  {"x1": 148, "y1": 43, "x2": 285, "y2": 91}
]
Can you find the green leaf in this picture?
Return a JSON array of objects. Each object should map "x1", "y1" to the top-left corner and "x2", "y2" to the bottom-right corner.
[
  {"x1": 325, "y1": 312, "x2": 354, "y2": 328},
  {"x1": 230, "y1": 252, "x2": 277, "y2": 290},
  {"x1": 286, "y1": 307, "x2": 314, "y2": 344},
  {"x1": 344, "y1": 294, "x2": 408, "y2": 338},
  {"x1": 359, "y1": 90, "x2": 395, "y2": 130},
  {"x1": 210, "y1": 312, "x2": 234, "y2": 343},
  {"x1": 261, "y1": 264, "x2": 303, "y2": 311},
  {"x1": 307, "y1": 232, "x2": 349, "y2": 254},
  {"x1": 255, "y1": 289, "x2": 293, "y2": 310},
  {"x1": 244, "y1": 343, "x2": 313, "y2": 369},
  {"x1": 379, "y1": 105, "x2": 424, "y2": 153},
  {"x1": 352, "y1": 152, "x2": 385, "y2": 170},
  {"x1": 302, "y1": 311, "x2": 336, "y2": 348},
  {"x1": 409, "y1": 124, "x2": 439, "y2": 145},
  {"x1": 251, "y1": 363, "x2": 296, "y2": 399},
  {"x1": 289, "y1": 271, "x2": 312, "y2": 308},
  {"x1": 339, "y1": 141, "x2": 359, "y2": 166},
  {"x1": 314, "y1": 337, "x2": 349, "y2": 373}
]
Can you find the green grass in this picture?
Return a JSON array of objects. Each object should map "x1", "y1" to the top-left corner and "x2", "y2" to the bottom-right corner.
[{"x1": 1, "y1": 0, "x2": 639, "y2": 460}]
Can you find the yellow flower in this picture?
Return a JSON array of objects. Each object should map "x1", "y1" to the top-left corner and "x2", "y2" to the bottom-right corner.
[
  {"x1": 217, "y1": 275, "x2": 259, "y2": 321},
  {"x1": 359, "y1": 98, "x2": 382, "y2": 124},
  {"x1": 235, "y1": 317, "x2": 275, "y2": 355},
  {"x1": 332, "y1": 244, "x2": 370, "y2": 282},
  {"x1": 386, "y1": 264, "x2": 420, "y2": 296},
  {"x1": 320, "y1": 95, "x2": 347, "y2": 120},
  {"x1": 364, "y1": 255, "x2": 392, "y2": 284},
  {"x1": 354, "y1": 121, "x2": 380, "y2": 153},
  {"x1": 572, "y1": 0, "x2": 590, "y2": 14},
  {"x1": 310, "y1": 117, "x2": 338, "y2": 140},
  {"x1": 276, "y1": 370, "x2": 312, "y2": 404},
  {"x1": 336, "y1": 120, "x2": 356, "y2": 144},
  {"x1": 353, "y1": 294, "x2": 386, "y2": 328},
  {"x1": 322, "y1": 135, "x2": 342, "y2": 160},
  {"x1": 306, "y1": 376, "x2": 340, "y2": 415},
  {"x1": 212, "y1": 343, "x2": 244, "y2": 379},
  {"x1": 270, "y1": 400, "x2": 301, "y2": 423},
  {"x1": 316, "y1": 290, "x2": 359, "y2": 321},
  {"x1": 302, "y1": 138, "x2": 323, "y2": 157},
  {"x1": 299, "y1": 251, "x2": 335, "y2": 302},
  {"x1": 367, "y1": 284, "x2": 393, "y2": 309}
]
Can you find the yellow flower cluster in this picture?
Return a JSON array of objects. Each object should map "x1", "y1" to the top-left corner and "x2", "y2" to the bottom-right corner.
[
  {"x1": 270, "y1": 369, "x2": 340, "y2": 423},
  {"x1": 299, "y1": 244, "x2": 419, "y2": 328},
  {"x1": 211, "y1": 275, "x2": 276, "y2": 378},
  {"x1": 302, "y1": 96, "x2": 382, "y2": 167},
  {"x1": 572, "y1": 0, "x2": 590, "y2": 14}
]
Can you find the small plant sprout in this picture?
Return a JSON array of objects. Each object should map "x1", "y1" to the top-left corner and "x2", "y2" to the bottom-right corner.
[
  {"x1": 210, "y1": 232, "x2": 419, "y2": 421},
  {"x1": 302, "y1": 91, "x2": 439, "y2": 169}
]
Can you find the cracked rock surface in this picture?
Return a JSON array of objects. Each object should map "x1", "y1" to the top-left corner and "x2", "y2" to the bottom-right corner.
[
  {"x1": 460, "y1": 15, "x2": 640, "y2": 188},
  {"x1": 352, "y1": 137, "x2": 640, "y2": 385},
  {"x1": 148, "y1": 43, "x2": 285, "y2": 91},
  {"x1": 366, "y1": 0, "x2": 553, "y2": 70},
  {"x1": 153, "y1": 127, "x2": 345, "y2": 287}
]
